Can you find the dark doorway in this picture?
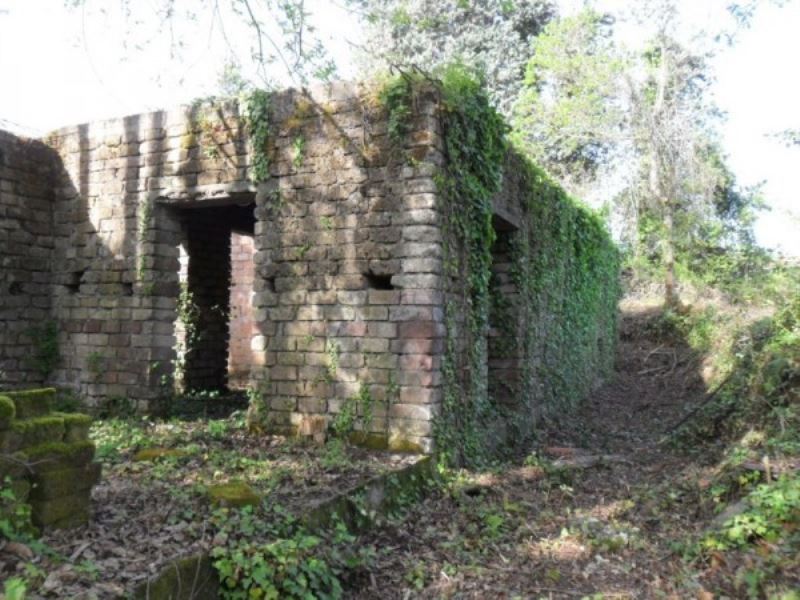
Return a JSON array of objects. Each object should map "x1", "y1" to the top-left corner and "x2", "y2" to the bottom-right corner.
[
  {"x1": 174, "y1": 203, "x2": 256, "y2": 392},
  {"x1": 487, "y1": 215, "x2": 521, "y2": 408}
]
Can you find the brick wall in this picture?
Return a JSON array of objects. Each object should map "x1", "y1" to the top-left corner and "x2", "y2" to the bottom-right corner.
[
  {"x1": 0, "y1": 132, "x2": 57, "y2": 387},
  {"x1": 0, "y1": 81, "x2": 617, "y2": 454},
  {"x1": 228, "y1": 231, "x2": 256, "y2": 389}
]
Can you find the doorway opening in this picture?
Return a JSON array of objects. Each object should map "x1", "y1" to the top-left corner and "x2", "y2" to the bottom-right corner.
[
  {"x1": 487, "y1": 214, "x2": 521, "y2": 408},
  {"x1": 173, "y1": 202, "x2": 257, "y2": 392}
]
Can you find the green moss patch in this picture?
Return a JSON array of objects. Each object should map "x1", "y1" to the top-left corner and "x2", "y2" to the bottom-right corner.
[
  {"x1": 55, "y1": 412, "x2": 93, "y2": 426},
  {"x1": 0, "y1": 430, "x2": 23, "y2": 454},
  {"x1": 207, "y1": 481, "x2": 261, "y2": 508},
  {"x1": 132, "y1": 554, "x2": 220, "y2": 600},
  {"x1": 0, "y1": 395, "x2": 15, "y2": 429},
  {"x1": 30, "y1": 489, "x2": 91, "y2": 527},
  {"x1": 133, "y1": 447, "x2": 189, "y2": 462},
  {"x1": 11, "y1": 415, "x2": 66, "y2": 447},
  {"x1": 54, "y1": 412, "x2": 93, "y2": 442},
  {"x1": 2, "y1": 387, "x2": 56, "y2": 419},
  {"x1": 349, "y1": 431, "x2": 389, "y2": 450},
  {"x1": 23, "y1": 440, "x2": 96, "y2": 473},
  {"x1": 388, "y1": 436, "x2": 425, "y2": 454},
  {"x1": 0, "y1": 451, "x2": 28, "y2": 480},
  {"x1": 30, "y1": 462, "x2": 102, "y2": 501}
]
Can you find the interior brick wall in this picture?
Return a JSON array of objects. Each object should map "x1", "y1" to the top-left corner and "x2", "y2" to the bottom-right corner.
[
  {"x1": 228, "y1": 231, "x2": 256, "y2": 389},
  {"x1": 0, "y1": 132, "x2": 57, "y2": 387}
]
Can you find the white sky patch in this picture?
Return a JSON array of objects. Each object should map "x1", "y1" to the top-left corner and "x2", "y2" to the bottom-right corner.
[{"x1": 0, "y1": 0, "x2": 797, "y2": 254}]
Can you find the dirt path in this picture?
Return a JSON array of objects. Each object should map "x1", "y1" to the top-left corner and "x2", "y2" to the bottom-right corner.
[{"x1": 351, "y1": 306, "x2": 717, "y2": 598}]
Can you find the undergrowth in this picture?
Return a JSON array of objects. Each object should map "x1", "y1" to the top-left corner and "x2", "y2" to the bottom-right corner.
[{"x1": 659, "y1": 293, "x2": 800, "y2": 597}]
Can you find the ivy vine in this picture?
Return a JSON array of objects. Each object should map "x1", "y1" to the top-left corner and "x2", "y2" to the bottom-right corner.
[
  {"x1": 244, "y1": 89, "x2": 272, "y2": 183},
  {"x1": 379, "y1": 65, "x2": 620, "y2": 468}
]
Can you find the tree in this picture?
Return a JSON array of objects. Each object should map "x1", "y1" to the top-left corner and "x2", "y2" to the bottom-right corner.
[
  {"x1": 514, "y1": 3, "x2": 766, "y2": 307},
  {"x1": 65, "y1": 0, "x2": 339, "y2": 90},
  {"x1": 511, "y1": 9, "x2": 624, "y2": 196},
  {"x1": 351, "y1": 0, "x2": 555, "y2": 116}
]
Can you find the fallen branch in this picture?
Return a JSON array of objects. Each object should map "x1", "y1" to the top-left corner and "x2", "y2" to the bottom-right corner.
[{"x1": 661, "y1": 371, "x2": 736, "y2": 436}]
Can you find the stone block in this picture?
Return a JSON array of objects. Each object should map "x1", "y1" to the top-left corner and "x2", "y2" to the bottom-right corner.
[
  {"x1": 30, "y1": 462, "x2": 102, "y2": 501},
  {"x1": 207, "y1": 481, "x2": 261, "y2": 508},
  {"x1": 0, "y1": 395, "x2": 15, "y2": 429},
  {"x1": 11, "y1": 416, "x2": 66, "y2": 447},
  {"x1": 3, "y1": 388, "x2": 55, "y2": 419},
  {"x1": 30, "y1": 488, "x2": 92, "y2": 528},
  {"x1": 23, "y1": 441, "x2": 96, "y2": 474}
]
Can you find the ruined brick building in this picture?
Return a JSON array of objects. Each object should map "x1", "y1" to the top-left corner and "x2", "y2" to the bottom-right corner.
[{"x1": 0, "y1": 81, "x2": 618, "y2": 454}]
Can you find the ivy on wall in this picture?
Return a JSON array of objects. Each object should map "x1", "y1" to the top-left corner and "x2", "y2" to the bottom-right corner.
[
  {"x1": 244, "y1": 89, "x2": 272, "y2": 183},
  {"x1": 380, "y1": 66, "x2": 620, "y2": 467}
]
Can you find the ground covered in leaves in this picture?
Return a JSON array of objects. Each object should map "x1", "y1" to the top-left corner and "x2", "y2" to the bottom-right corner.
[
  {"x1": 1, "y1": 400, "x2": 416, "y2": 598},
  {"x1": 2, "y1": 300, "x2": 797, "y2": 598},
  {"x1": 347, "y1": 301, "x2": 799, "y2": 599}
]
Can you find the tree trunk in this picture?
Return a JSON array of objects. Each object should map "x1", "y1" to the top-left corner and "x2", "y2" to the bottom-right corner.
[
  {"x1": 662, "y1": 203, "x2": 679, "y2": 309},
  {"x1": 649, "y1": 38, "x2": 680, "y2": 309}
]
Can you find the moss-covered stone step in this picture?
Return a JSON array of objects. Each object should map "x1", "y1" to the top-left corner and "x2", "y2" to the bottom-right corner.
[
  {"x1": 57, "y1": 412, "x2": 93, "y2": 442},
  {"x1": 11, "y1": 415, "x2": 65, "y2": 448},
  {"x1": 0, "y1": 395, "x2": 15, "y2": 430},
  {"x1": 22, "y1": 440, "x2": 96, "y2": 473},
  {"x1": 132, "y1": 555, "x2": 220, "y2": 600},
  {"x1": 1, "y1": 388, "x2": 56, "y2": 419},
  {"x1": 0, "y1": 413, "x2": 92, "y2": 452},
  {"x1": 29, "y1": 462, "x2": 102, "y2": 501},
  {"x1": 30, "y1": 489, "x2": 92, "y2": 528}
]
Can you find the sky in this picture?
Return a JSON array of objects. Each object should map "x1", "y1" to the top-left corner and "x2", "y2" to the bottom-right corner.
[{"x1": 0, "y1": 0, "x2": 797, "y2": 255}]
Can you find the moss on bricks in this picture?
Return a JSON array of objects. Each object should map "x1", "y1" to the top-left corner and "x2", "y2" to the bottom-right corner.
[
  {"x1": 0, "y1": 395, "x2": 15, "y2": 429},
  {"x1": 2, "y1": 388, "x2": 56, "y2": 419},
  {"x1": 132, "y1": 554, "x2": 220, "y2": 600},
  {"x1": 48, "y1": 508, "x2": 91, "y2": 530},
  {"x1": 23, "y1": 440, "x2": 96, "y2": 473},
  {"x1": 53, "y1": 412, "x2": 93, "y2": 442},
  {"x1": 0, "y1": 430, "x2": 23, "y2": 454},
  {"x1": 387, "y1": 436, "x2": 425, "y2": 454},
  {"x1": 0, "y1": 452, "x2": 27, "y2": 480},
  {"x1": 349, "y1": 431, "x2": 389, "y2": 450},
  {"x1": 30, "y1": 490, "x2": 92, "y2": 527},
  {"x1": 30, "y1": 462, "x2": 102, "y2": 501},
  {"x1": 133, "y1": 447, "x2": 189, "y2": 462},
  {"x1": 11, "y1": 415, "x2": 66, "y2": 447},
  {"x1": 207, "y1": 481, "x2": 261, "y2": 508}
]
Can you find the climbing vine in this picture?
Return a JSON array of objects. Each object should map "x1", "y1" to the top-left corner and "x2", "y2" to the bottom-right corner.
[
  {"x1": 28, "y1": 320, "x2": 60, "y2": 379},
  {"x1": 436, "y1": 65, "x2": 508, "y2": 466},
  {"x1": 244, "y1": 89, "x2": 272, "y2": 183},
  {"x1": 379, "y1": 65, "x2": 620, "y2": 467},
  {"x1": 173, "y1": 282, "x2": 201, "y2": 391}
]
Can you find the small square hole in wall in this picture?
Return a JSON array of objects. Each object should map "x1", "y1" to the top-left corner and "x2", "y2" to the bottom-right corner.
[
  {"x1": 64, "y1": 269, "x2": 85, "y2": 294},
  {"x1": 265, "y1": 276, "x2": 276, "y2": 293},
  {"x1": 122, "y1": 282, "x2": 134, "y2": 296},
  {"x1": 363, "y1": 271, "x2": 394, "y2": 290},
  {"x1": 8, "y1": 281, "x2": 22, "y2": 295}
]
